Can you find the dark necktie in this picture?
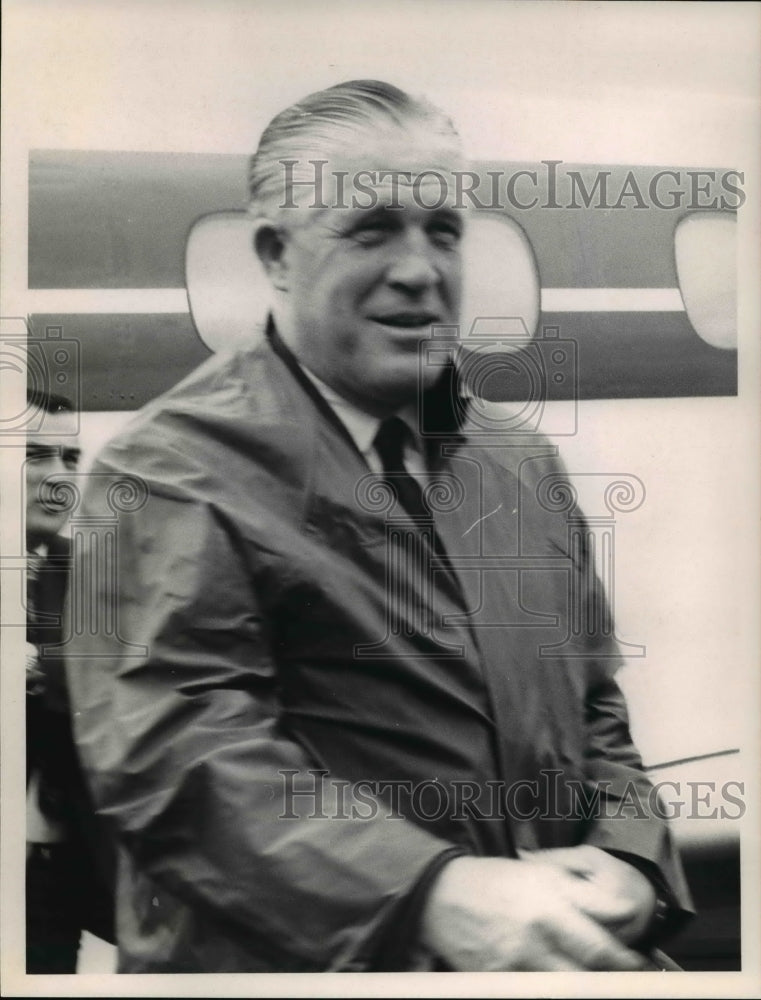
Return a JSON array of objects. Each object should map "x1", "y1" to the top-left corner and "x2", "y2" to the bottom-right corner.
[
  {"x1": 373, "y1": 416, "x2": 430, "y2": 521},
  {"x1": 372, "y1": 418, "x2": 466, "y2": 626}
]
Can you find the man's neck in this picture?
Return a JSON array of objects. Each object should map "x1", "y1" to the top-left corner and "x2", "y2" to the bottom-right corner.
[{"x1": 266, "y1": 313, "x2": 467, "y2": 438}]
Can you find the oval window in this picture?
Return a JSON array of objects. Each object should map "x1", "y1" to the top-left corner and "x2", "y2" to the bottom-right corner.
[
  {"x1": 185, "y1": 211, "x2": 270, "y2": 353},
  {"x1": 674, "y1": 212, "x2": 736, "y2": 350}
]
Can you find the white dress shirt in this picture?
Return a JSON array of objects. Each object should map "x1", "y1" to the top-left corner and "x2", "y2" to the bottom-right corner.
[{"x1": 301, "y1": 367, "x2": 428, "y2": 479}]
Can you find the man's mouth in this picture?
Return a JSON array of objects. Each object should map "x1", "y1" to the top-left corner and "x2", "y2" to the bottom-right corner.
[{"x1": 370, "y1": 312, "x2": 439, "y2": 328}]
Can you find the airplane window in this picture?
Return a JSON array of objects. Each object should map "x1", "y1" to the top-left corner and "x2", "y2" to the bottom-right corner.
[
  {"x1": 461, "y1": 213, "x2": 540, "y2": 344},
  {"x1": 185, "y1": 212, "x2": 271, "y2": 354},
  {"x1": 674, "y1": 212, "x2": 736, "y2": 350}
]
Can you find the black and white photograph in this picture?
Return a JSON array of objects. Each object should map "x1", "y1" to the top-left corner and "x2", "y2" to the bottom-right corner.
[{"x1": 1, "y1": 1, "x2": 759, "y2": 996}]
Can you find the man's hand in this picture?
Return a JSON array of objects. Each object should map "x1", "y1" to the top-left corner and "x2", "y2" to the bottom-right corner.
[
  {"x1": 420, "y1": 855, "x2": 650, "y2": 971},
  {"x1": 527, "y1": 845, "x2": 657, "y2": 946}
]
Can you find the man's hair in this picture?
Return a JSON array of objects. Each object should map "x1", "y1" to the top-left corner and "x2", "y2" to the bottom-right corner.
[
  {"x1": 247, "y1": 79, "x2": 460, "y2": 218},
  {"x1": 26, "y1": 388, "x2": 75, "y2": 415}
]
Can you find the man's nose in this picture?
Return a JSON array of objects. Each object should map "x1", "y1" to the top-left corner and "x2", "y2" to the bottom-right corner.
[{"x1": 386, "y1": 231, "x2": 439, "y2": 293}]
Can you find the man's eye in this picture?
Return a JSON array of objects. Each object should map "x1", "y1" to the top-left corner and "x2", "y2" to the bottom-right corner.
[
  {"x1": 352, "y1": 225, "x2": 388, "y2": 246},
  {"x1": 25, "y1": 446, "x2": 80, "y2": 468},
  {"x1": 428, "y1": 223, "x2": 461, "y2": 248},
  {"x1": 26, "y1": 448, "x2": 55, "y2": 463}
]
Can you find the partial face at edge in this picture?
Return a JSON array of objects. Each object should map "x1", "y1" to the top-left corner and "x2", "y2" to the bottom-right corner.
[{"x1": 25, "y1": 410, "x2": 81, "y2": 546}]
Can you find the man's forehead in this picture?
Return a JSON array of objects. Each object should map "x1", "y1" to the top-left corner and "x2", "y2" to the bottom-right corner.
[
  {"x1": 326, "y1": 132, "x2": 462, "y2": 181},
  {"x1": 284, "y1": 142, "x2": 466, "y2": 223},
  {"x1": 276, "y1": 123, "x2": 463, "y2": 211}
]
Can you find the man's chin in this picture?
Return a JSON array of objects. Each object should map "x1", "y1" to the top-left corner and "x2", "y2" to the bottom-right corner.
[
  {"x1": 374, "y1": 369, "x2": 439, "y2": 412},
  {"x1": 329, "y1": 357, "x2": 446, "y2": 415}
]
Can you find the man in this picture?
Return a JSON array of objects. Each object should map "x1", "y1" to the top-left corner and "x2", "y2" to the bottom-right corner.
[
  {"x1": 25, "y1": 390, "x2": 114, "y2": 972},
  {"x1": 66, "y1": 80, "x2": 692, "y2": 972}
]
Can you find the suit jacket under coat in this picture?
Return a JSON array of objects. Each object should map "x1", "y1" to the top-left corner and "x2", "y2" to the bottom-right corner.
[
  {"x1": 65, "y1": 332, "x2": 692, "y2": 972},
  {"x1": 27, "y1": 535, "x2": 116, "y2": 943},
  {"x1": 27, "y1": 533, "x2": 72, "y2": 785}
]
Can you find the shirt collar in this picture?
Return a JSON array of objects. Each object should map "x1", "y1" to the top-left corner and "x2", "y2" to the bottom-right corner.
[
  {"x1": 265, "y1": 315, "x2": 467, "y2": 454},
  {"x1": 300, "y1": 367, "x2": 382, "y2": 460},
  {"x1": 300, "y1": 367, "x2": 423, "y2": 462}
]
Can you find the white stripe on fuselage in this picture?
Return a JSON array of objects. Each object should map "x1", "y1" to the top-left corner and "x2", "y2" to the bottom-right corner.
[{"x1": 25, "y1": 287, "x2": 685, "y2": 315}]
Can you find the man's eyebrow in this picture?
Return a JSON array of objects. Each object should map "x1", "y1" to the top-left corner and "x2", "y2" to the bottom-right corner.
[
  {"x1": 357, "y1": 203, "x2": 398, "y2": 217},
  {"x1": 341, "y1": 205, "x2": 401, "y2": 227},
  {"x1": 349, "y1": 203, "x2": 462, "y2": 221},
  {"x1": 431, "y1": 205, "x2": 463, "y2": 223},
  {"x1": 26, "y1": 443, "x2": 81, "y2": 457}
]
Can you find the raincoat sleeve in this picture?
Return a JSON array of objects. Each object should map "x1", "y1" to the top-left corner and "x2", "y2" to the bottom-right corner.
[
  {"x1": 65, "y1": 465, "x2": 461, "y2": 970},
  {"x1": 576, "y1": 533, "x2": 695, "y2": 936},
  {"x1": 508, "y1": 438, "x2": 694, "y2": 936}
]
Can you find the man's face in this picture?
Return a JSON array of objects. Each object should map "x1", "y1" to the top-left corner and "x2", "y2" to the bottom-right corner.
[
  {"x1": 274, "y1": 131, "x2": 464, "y2": 414},
  {"x1": 25, "y1": 411, "x2": 81, "y2": 547}
]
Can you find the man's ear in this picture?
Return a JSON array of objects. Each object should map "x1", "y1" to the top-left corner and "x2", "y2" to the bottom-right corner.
[{"x1": 253, "y1": 220, "x2": 289, "y2": 292}]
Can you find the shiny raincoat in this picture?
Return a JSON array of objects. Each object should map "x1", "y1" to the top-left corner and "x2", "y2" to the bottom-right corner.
[{"x1": 66, "y1": 329, "x2": 692, "y2": 971}]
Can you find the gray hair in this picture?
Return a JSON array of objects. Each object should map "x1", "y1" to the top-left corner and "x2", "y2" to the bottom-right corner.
[{"x1": 247, "y1": 79, "x2": 461, "y2": 218}]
